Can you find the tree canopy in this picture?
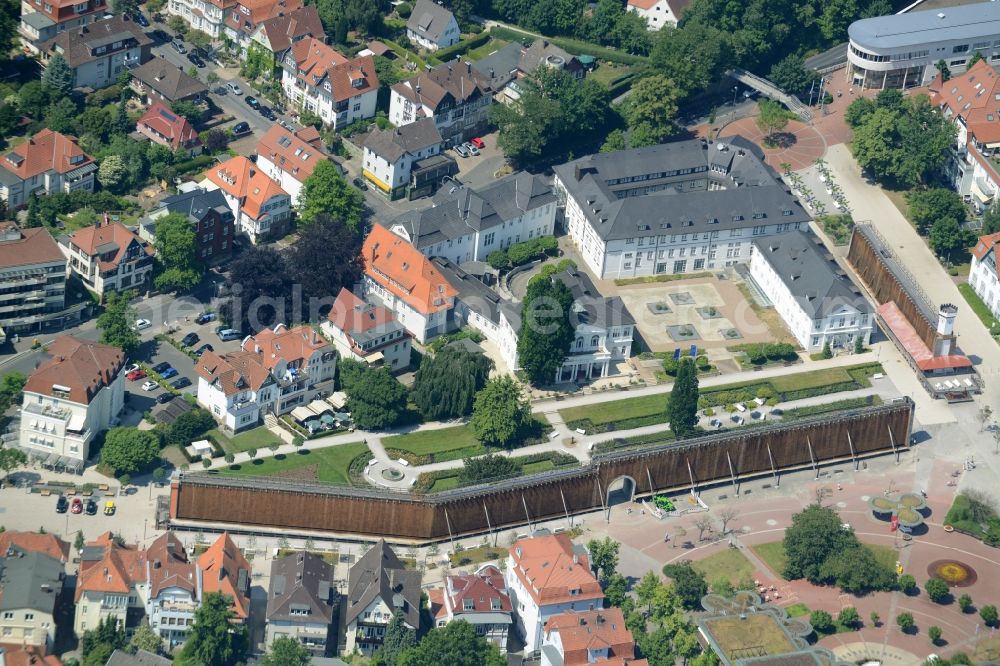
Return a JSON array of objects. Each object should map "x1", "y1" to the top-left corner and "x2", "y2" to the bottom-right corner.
[
  {"x1": 374, "y1": 609, "x2": 417, "y2": 666},
  {"x1": 220, "y1": 245, "x2": 293, "y2": 333},
  {"x1": 298, "y1": 160, "x2": 365, "y2": 230},
  {"x1": 662, "y1": 562, "x2": 709, "y2": 610},
  {"x1": 340, "y1": 359, "x2": 409, "y2": 430},
  {"x1": 588, "y1": 536, "x2": 620, "y2": 582},
  {"x1": 285, "y1": 213, "x2": 364, "y2": 306},
  {"x1": 100, "y1": 427, "x2": 161, "y2": 476},
  {"x1": 906, "y1": 188, "x2": 967, "y2": 235},
  {"x1": 459, "y1": 453, "x2": 522, "y2": 485},
  {"x1": 177, "y1": 592, "x2": 247, "y2": 666},
  {"x1": 396, "y1": 621, "x2": 505, "y2": 666},
  {"x1": 623, "y1": 75, "x2": 682, "y2": 147},
  {"x1": 517, "y1": 274, "x2": 575, "y2": 385},
  {"x1": 470, "y1": 375, "x2": 533, "y2": 448},
  {"x1": 412, "y1": 347, "x2": 493, "y2": 420},
  {"x1": 97, "y1": 290, "x2": 140, "y2": 356},
  {"x1": 41, "y1": 53, "x2": 75, "y2": 97},
  {"x1": 261, "y1": 636, "x2": 311, "y2": 666},
  {"x1": 667, "y1": 358, "x2": 700, "y2": 437},
  {"x1": 153, "y1": 212, "x2": 203, "y2": 292}
]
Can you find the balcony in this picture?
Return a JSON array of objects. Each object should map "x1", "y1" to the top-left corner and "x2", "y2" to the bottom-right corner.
[
  {"x1": 160, "y1": 600, "x2": 197, "y2": 612},
  {"x1": 0, "y1": 274, "x2": 49, "y2": 290},
  {"x1": 23, "y1": 402, "x2": 71, "y2": 421}
]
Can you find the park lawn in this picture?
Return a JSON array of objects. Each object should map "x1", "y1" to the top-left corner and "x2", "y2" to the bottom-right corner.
[
  {"x1": 753, "y1": 541, "x2": 898, "y2": 580},
  {"x1": 465, "y1": 37, "x2": 510, "y2": 61},
  {"x1": 560, "y1": 393, "x2": 664, "y2": 430},
  {"x1": 384, "y1": 425, "x2": 486, "y2": 464},
  {"x1": 785, "y1": 603, "x2": 810, "y2": 618},
  {"x1": 449, "y1": 545, "x2": 505, "y2": 567},
  {"x1": 692, "y1": 548, "x2": 756, "y2": 586},
  {"x1": 427, "y1": 473, "x2": 461, "y2": 492},
  {"x1": 219, "y1": 442, "x2": 369, "y2": 485},
  {"x1": 769, "y1": 367, "x2": 852, "y2": 392},
  {"x1": 209, "y1": 428, "x2": 282, "y2": 454}
]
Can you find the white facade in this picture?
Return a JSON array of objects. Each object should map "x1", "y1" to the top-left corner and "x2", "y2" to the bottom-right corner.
[
  {"x1": 362, "y1": 137, "x2": 442, "y2": 196},
  {"x1": 281, "y1": 59, "x2": 378, "y2": 131},
  {"x1": 146, "y1": 583, "x2": 198, "y2": 647},
  {"x1": 20, "y1": 371, "x2": 124, "y2": 465},
  {"x1": 0, "y1": 162, "x2": 95, "y2": 210},
  {"x1": 970, "y1": 240, "x2": 1000, "y2": 318},
  {"x1": 61, "y1": 234, "x2": 154, "y2": 297},
  {"x1": 166, "y1": 0, "x2": 228, "y2": 37},
  {"x1": 388, "y1": 79, "x2": 492, "y2": 147},
  {"x1": 320, "y1": 320, "x2": 411, "y2": 371},
  {"x1": 75, "y1": 584, "x2": 147, "y2": 636},
  {"x1": 362, "y1": 275, "x2": 450, "y2": 343},
  {"x1": 627, "y1": 0, "x2": 682, "y2": 30},
  {"x1": 343, "y1": 597, "x2": 395, "y2": 656},
  {"x1": 255, "y1": 153, "x2": 308, "y2": 207},
  {"x1": 199, "y1": 176, "x2": 292, "y2": 245},
  {"x1": 748, "y1": 243, "x2": 873, "y2": 351},
  {"x1": 406, "y1": 15, "x2": 459, "y2": 50}
]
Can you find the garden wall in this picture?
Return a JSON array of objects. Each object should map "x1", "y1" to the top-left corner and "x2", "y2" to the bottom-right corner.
[{"x1": 170, "y1": 399, "x2": 914, "y2": 543}]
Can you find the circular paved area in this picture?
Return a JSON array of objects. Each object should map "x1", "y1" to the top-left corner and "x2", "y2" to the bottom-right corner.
[{"x1": 720, "y1": 116, "x2": 827, "y2": 172}]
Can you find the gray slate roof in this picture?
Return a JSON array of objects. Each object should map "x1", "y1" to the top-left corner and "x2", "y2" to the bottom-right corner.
[
  {"x1": 363, "y1": 118, "x2": 442, "y2": 163},
  {"x1": 472, "y1": 39, "x2": 581, "y2": 90},
  {"x1": 392, "y1": 171, "x2": 556, "y2": 250},
  {"x1": 0, "y1": 546, "x2": 63, "y2": 614},
  {"x1": 433, "y1": 256, "x2": 506, "y2": 325},
  {"x1": 41, "y1": 14, "x2": 151, "y2": 69},
  {"x1": 553, "y1": 137, "x2": 809, "y2": 243},
  {"x1": 266, "y1": 552, "x2": 337, "y2": 625},
  {"x1": 406, "y1": 0, "x2": 457, "y2": 43},
  {"x1": 157, "y1": 187, "x2": 233, "y2": 224},
  {"x1": 556, "y1": 268, "x2": 636, "y2": 330},
  {"x1": 130, "y1": 59, "x2": 208, "y2": 101},
  {"x1": 345, "y1": 540, "x2": 421, "y2": 629},
  {"x1": 106, "y1": 649, "x2": 173, "y2": 666},
  {"x1": 751, "y1": 231, "x2": 874, "y2": 318},
  {"x1": 848, "y1": 1, "x2": 1000, "y2": 51}
]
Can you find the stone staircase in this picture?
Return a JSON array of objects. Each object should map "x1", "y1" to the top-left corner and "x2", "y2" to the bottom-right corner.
[{"x1": 264, "y1": 413, "x2": 295, "y2": 445}]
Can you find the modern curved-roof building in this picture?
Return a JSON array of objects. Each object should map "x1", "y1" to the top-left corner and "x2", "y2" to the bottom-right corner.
[{"x1": 847, "y1": 1, "x2": 1000, "y2": 89}]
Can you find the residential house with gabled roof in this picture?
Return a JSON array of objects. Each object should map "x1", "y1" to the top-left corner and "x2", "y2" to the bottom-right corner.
[
  {"x1": 281, "y1": 39, "x2": 378, "y2": 130},
  {"x1": 388, "y1": 61, "x2": 493, "y2": 146},
  {"x1": 472, "y1": 39, "x2": 584, "y2": 97},
  {"x1": 224, "y1": 0, "x2": 303, "y2": 54},
  {"x1": 430, "y1": 565, "x2": 512, "y2": 652},
  {"x1": 0, "y1": 130, "x2": 96, "y2": 209},
  {"x1": 541, "y1": 607, "x2": 648, "y2": 666},
  {"x1": 929, "y1": 59, "x2": 1000, "y2": 212},
  {"x1": 0, "y1": 531, "x2": 69, "y2": 563},
  {"x1": 195, "y1": 323, "x2": 336, "y2": 431},
  {"x1": 247, "y1": 5, "x2": 323, "y2": 74},
  {"x1": 406, "y1": 0, "x2": 460, "y2": 51},
  {"x1": 343, "y1": 540, "x2": 422, "y2": 656},
  {"x1": 361, "y1": 118, "x2": 456, "y2": 200},
  {"x1": 104, "y1": 649, "x2": 172, "y2": 666},
  {"x1": 38, "y1": 14, "x2": 152, "y2": 91},
  {"x1": 137, "y1": 101, "x2": 203, "y2": 156},
  {"x1": 74, "y1": 532, "x2": 148, "y2": 635},
  {"x1": 362, "y1": 224, "x2": 458, "y2": 343},
  {"x1": 0, "y1": 545, "x2": 64, "y2": 652},
  {"x1": 166, "y1": 0, "x2": 236, "y2": 38},
  {"x1": 144, "y1": 532, "x2": 198, "y2": 647},
  {"x1": 60, "y1": 220, "x2": 155, "y2": 297},
  {"x1": 265, "y1": 552, "x2": 338, "y2": 656},
  {"x1": 321, "y1": 288, "x2": 411, "y2": 371},
  {"x1": 505, "y1": 534, "x2": 604, "y2": 653},
  {"x1": 129, "y1": 59, "x2": 209, "y2": 105},
  {"x1": 197, "y1": 532, "x2": 251, "y2": 623},
  {"x1": 0, "y1": 223, "x2": 73, "y2": 335},
  {"x1": 139, "y1": 186, "x2": 234, "y2": 265},
  {"x1": 200, "y1": 155, "x2": 292, "y2": 243},
  {"x1": 19, "y1": 336, "x2": 126, "y2": 469},
  {"x1": 626, "y1": 0, "x2": 689, "y2": 29},
  {"x1": 18, "y1": 0, "x2": 106, "y2": 54},
  {"x1": 970, "y1": 231, "x2": 1000, "y2": 319},
  {"x1": 255, "y1": 125, "x2": 328, "y2": 205}
]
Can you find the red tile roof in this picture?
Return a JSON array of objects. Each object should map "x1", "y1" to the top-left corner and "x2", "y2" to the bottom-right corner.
[
  {"x1": 363, "y1": 224, "x2": 457, "y2": 316},
  {"x1": 255, "y1": 4, "x2": 322, "y2": 53},
  {"x1": 508, "y1": 534, "x2": 603, "y2": 607},
  {"x1": 197, "y1": 533, "x2": 251, "y2": 620},
  {"x1": 138, "y1": 101, "x2": 202, "y2": 151},
  {"x1": 68, "y1": 221, "x2": 153, "y2": 272},
  {"x1": 75, "y1": 534, "x2": 147, "y2": 602},
  {"x1": 329, "y1": 288, "x2": 400, "y2": 337},
  {"x1": 440, "y1": 565, "x2": 512, "y2": 617},
  {"x1": 324, "y1": 55, "x2": 379, "y2": 102},
  {"x1": 931, "y1": 60, "x2": 1000, "y2": 144},
  {"x1": 203, "y1": 155, "x2": 289, "y2": 219},
  {"x1": 146, "y1": 532, "x2": 196, "y2": 598},
  {"x1": 24, "y1": 336, "x2": 126, "y2": 405},
  {"x1": 1, "y1": 130, "x2": 93, "y2": 180},
  {"x1": 0, "y1": 531, "x2": 69, "y2": 562},
  {"x1": 878, "y1": 302, "x2": 973, "y2": 372},
  {"x1": 0, "y1": 226, "x2": 64, "y2": 270},
  {"x1": 256, "y1": 125, "x2": 328, "y2": 184},
  {"x1": 544, "y1": 607, "x2": 646, "y2": 666},
  {"x1": 972, "y1": 231, "x2": 1000, "y2": 262},
  {"x1": 289, "y1": 38, "x2": 348, "y2": 87},
  {"x1": 224, "y1": 0, "x2": 302, "y2": 35},
  {"x1": 1, "y1": 646, "x2": 61, "y2": 666}
]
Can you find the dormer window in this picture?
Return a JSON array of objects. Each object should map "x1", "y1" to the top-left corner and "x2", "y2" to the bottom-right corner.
[{"x1": 463, "y1": 599, "x2": 475, "y2": 611}]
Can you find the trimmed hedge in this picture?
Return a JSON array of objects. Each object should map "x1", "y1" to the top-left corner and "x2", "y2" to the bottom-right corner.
[
  {"x1": 488, "y1": 26, "x2": 648, "y2": 65},
  {"x1": 432, "y1": 31, "x2": 492, "y2": 63}
]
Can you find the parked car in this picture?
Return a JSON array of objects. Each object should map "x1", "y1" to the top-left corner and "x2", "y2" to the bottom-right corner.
[
  {"x1": 181, "y1": 332, "x2": 200, "y2": 347},
  {"x1": 195, "y1": 312, "x2": 217, "y2": 324},
  {"x1": 453, "y1": 144, "x2": 470, "y2": 158},
  {"x1": 231, "y1": 121, "x2": 251, "y2": 137},
  {"x1": 470, "y1": 137, "x2": 485, "y2": 149},
  {"x1": 85, "y1": 498, "x2": 97, "y2": 515},
  {"x1": 160, "y1": 367, "x2": 178, "y2": 379},
  {"x1": 135, "y1": 318, "x2": 151, "y2": 330},
  {"x1": 170, "y1": 377, "x2": 191, "y2": 390},
  {"x1": 156, "y1": 392, "x2": 175, "y2": 404},
  {"x1": 463, "y1": 142, "x2": 479, "y2": 156},
  {"x1": 71, "y1": 498, "x2": 83, "y2": 514},
  {"x1": 188, "y1": 52, "x2": 205, "y2": 68},
  {"x1": 150, "y1": 28, "x2": 169, "y2": 42},
  {"x1": 245, "y1": 96, "x2": 260, "y2": 110},
  {"x1": 104, "y1": 501, "x2": 116, "y2": 516},
  {"x1": 171, "y1": 38, "x2": 186, "y2": 54},
  {"x1": 352, "y1": 176, "x2": 368, "y2": 191},
  {"x1": 217, "y1": 328, "x2": 242, "y2": 341},
  {"x1": 259, "y1": 106, "x2": 276, "y2": 120},
  {"x1": 56, "y1": 496, "x2": 68, "y2": 513},
  {"x1": 195, "y1": 343, "x2": 214, "y2": 356},
  {"x1": 141, "y1": 380, "x2": 158, "y2": 391},
  {"x1": 227, "y1": 81, "x2": 243, "y2": 96},
  {"x1": 126, "y1": 368, "x2": 147, "y2": 381},
  {"x1": 152, "y1": 361, "x2": 171, "y2": 373}
]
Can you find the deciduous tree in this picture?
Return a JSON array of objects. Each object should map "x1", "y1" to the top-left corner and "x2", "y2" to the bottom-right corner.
[
  {"x1": 285, "y1": 213, "x2": 364, "y2": 304},
  {"x1": 458, "y1": 454, "x2": 522, "y2": 485},
  {"x1": 219, "y1": 245, "x2": 292, "y2": 333},
  {"x1": 97, "y1": 290, "x2": 140, "y2": 355},
  {"x1": 662, "y1": 562, "x2": 708, "y2": 610},
  {"x1": 396, "y1": 620, "x2": 505, "y2": 666},
  {"x1": 178, "y1": 592, "x2": 247, "y2": 666},
  {"x1": 153, "y1": 212, "x2": 203, "y2": 292},
  {"x1": 756, "y1": 99, "x2": 789, "y2": 141},
  {"x1": 0, "y1": 446, "x2": 27, "y2": 482},
  {"x1": 623, "y1": 75, "x2": 681, "y2": 146},
  {"x1": 925, "y1": 578, "x2": 950, "y2": 603},
  {"x1": 98, "y1": 155, "x2": 128, "y2": 191},
  {"x1": 412, "y1": 347, "x2": 493, "y2": 420},
  {"x1": 517, "y1": 276, "x2": 574, "y2": 385},
  {"x1": 298, "y1": 160, "x2": 365, "y2": 230},
  {"x1": 470, "y1": 376, "x2": 532, "y2": 448},
  {"x1": 100, "y1": 427, "x2": 161, "y2": 476},
  {"x1": 906, "y1": 188, "x2": 967, "y2": 235},
  {"x1": 340, "y1": 360, "x2": 408, "y2": 430},
  {"x1": 261, "y1": 636, "x2": 311, "y2": 666},
  {"x1": 128, "y1": 624, "x2": 164, "y2": 655},
  {"x1": 587, "y1": 536, "x2": 620, "y2": 582},
  {"x1": 783, "y1": 504, "x2": 857, "y2": 582}
]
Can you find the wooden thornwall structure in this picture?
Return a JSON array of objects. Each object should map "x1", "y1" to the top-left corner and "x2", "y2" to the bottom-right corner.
[
  {"x1": 847, "y1": 223, "x2": 937, "y2": 349},
  {"x1": 170, "y1": 400, "x2": 914, "y2": 543}
]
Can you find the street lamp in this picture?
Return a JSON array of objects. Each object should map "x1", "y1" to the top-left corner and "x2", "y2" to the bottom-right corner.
[{"x1": 731, "y1": 86, "x2": 739, "y2": 122}]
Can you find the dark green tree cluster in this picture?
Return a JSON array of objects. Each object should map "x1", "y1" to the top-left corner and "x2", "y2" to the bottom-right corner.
[
  {"x1": 97, "y1": 290, "x2": 140, "y2": 355},
  {"x1": 394, "y1": 620, "x2": 505, "y2": 666},
  {"x1": 486, "y1": 235, "x2": 558, "y2": 270},
  {"x1": 846, "y1": 90, "x2": 956, "y2": 188},
  {"x1": 458, "y1": 453, "x2": 522, "y2": 485},
  {"x1": 587, "y1": 536, "x2": 620, "y2": 583},
  {"x1": 783, "y1": 504, "x2": 897, "y2": 593},
  {"x1": 661, "y1": 562, "x2": 709, "y2": 610},
  {"x1": 412, "y1": 347, "x2": 493, "y2": 420},
  {"x1": 153, "y1": 212, "x2": 204, "y2": 293},
  {"x1": 298, "y1": 160, "x2": 366, "y2": 230},
  {"x1": 905, "y1": 188, "x2": 974, "y2": 258},
  {"x1": 620, "y1": 74, "x2": 683, "y2": 147},
  {"x1": 340, "y1": 359, "x2": 409, "y2": 430},
  {"x1": 24, "y1": 190, "x2": 131, "y2": 229},
  {"x1": 159, "y1": 408, "x2": 216, "y2": 446},
  {"x1": 491, "y1": 68, "x2": 612, "y2": 166},
  {"x1": 284, "y1": 213, "x2": 364, "y2": 304},
  {"x1": 80, "y1": 617, "x2": 126, "y2": 666},
  {"x1": 372, "y1": 610, "x2": 417, "y2": 666},
  {"x1": 177, "y1": 592, "x2": 248, "y2": 666},
  {"x1": 666, "y1": 358, "x2": 699, "y2": 437},
  {"x1": 0, "y1": 372, "x2": 26, "y2": 417},
  {"x1": 100, "y1": 427, "x2": 161, "y2": 477},
  {"x1": 469, "y1": 376, "x2": 533, "y2": 448},
  {"x1": 768, "y1": 54, "x2": 820, "y2": 97},
  {"x1": 313, "y1": 0, "x2": 387, "y2": 41},
  {"x1": 626, "y1": 570, "x2": 714, "y2": 665},
  {"x1": 261, "y1": 636, "x2": 312, "y2": 666},
  {"x1": 517, "y1": 272, "x2": 575, "y2": 385}
]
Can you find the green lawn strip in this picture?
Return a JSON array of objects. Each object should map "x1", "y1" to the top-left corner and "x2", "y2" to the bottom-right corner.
[
  {"x1": 780, "y1": 395, "x2": 881, "y2": 420},
  {"x1": 277, "y1": 548, "x2": 338, "y2": 564},
  {"x1": 752, "y1": 541, "x2": 896, "y2": 582},
  {"x1": 561, "y1": 363, "x2": 884, "y2": 432},
  {"x1": 419, "y1": 451, "x2": 578, "y2": 492},
  {"x1": 785, "y1": 603, "x2": 810, "y2": 618},
  {"x1": 958, "y1": 283, "x2": 1000, "y2": 335},
  {"x1": 219, "y1": 442, "x2": 369, "y2": 485},
  {"x1": 385, "y1": 417, "x2": 550, "y2": 464},
  {"x1": 382, "y1": 39, "x2": 426, "y2": 70},
  {"x1": 614, "y1": 271, "x2": 712, "y2": 287},
  {"x1": 464, "y1": 37, "x2": 511, "y2": 61},
  {"x1": 449, "y1": 545, "x2": 505, "y2": 567},
  {"x1": 209, "y1": 428, "x2": 282, "y2": 454},
  {"x1": 692, "y1": 548, "x2": 756, "y2": 586}
]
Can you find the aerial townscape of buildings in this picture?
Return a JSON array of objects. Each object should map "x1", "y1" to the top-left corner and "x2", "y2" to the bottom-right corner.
[{"x1": 2, "y1": 0, "x2": 1000, "y2": 664}]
